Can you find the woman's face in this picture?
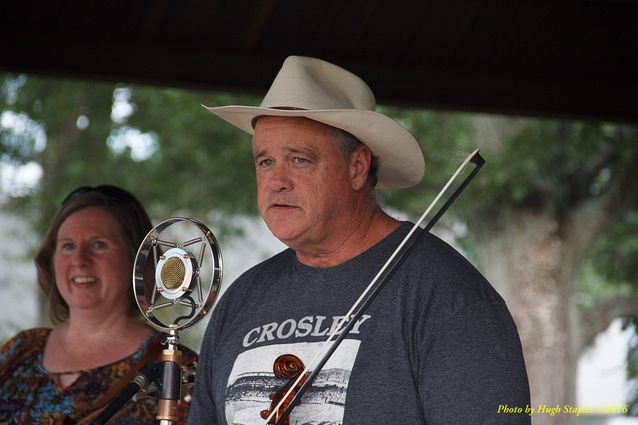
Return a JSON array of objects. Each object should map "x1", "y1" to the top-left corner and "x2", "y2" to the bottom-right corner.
[{"x1": 53, "y1": 207, "x2": 133, "y2": 317}]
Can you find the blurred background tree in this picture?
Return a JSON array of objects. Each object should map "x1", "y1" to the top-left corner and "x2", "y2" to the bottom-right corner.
[
  {"x1": 2, "y1": 73, "x2": 638, "y2": 425},
  {"x1": 1, "y1": 74, "x2": 260, "y2": 233}
]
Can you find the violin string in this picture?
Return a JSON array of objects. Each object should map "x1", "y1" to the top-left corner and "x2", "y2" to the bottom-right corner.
[{"x1": 264, "y1": 149, "x2": 480, "y2": 424}]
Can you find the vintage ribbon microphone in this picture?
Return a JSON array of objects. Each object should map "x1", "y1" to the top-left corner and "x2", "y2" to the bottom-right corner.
[
  {"x1": 90, "y1": 218, "x2": 223, "y2": 425},
  {"x1": 264, "y1": 149, "x2": 485, "y2": 425}
]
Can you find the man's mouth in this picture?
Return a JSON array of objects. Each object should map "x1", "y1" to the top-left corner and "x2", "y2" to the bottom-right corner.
[{"x1": 270, "y1": 203, "x2": 296, "y2": 209}]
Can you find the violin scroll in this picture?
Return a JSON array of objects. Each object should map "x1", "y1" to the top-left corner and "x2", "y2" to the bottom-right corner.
[
  {"x1": 273, "y1": 354, "x2": 304, "y2": 379},
  {"x1": 260, "y1": 354, "x2": 308, "y2": 425}
]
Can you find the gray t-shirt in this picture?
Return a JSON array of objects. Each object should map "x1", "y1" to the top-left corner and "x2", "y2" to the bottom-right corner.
[{"x1": 187, "y1": 222, "x2": 531, "y2": 424}]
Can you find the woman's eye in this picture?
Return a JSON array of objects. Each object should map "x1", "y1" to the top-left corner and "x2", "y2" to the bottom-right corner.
[
  {"x1": 60, "y1": 242, "x2": 75, "y2": 251},
  {"x1": 92, "y1": 241, "x2": 107, "y2": 250}
]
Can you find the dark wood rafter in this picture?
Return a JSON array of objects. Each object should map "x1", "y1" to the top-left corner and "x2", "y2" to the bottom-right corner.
[
  {"x1": 1, "y1": 0, "x2": 637, "y2": 123},
  {"x1": 241, "y1": 0, "x2": 278, "y2": 51}
]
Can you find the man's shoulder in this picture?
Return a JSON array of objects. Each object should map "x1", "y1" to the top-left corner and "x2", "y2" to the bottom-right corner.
[
  {"x1": 236, "y1": 248, "x2": 294, "y2": 282},
  {"x1": 400, "y1": 229, "x2": 504, "y2": 307},
  {"x1": 216, "y1": 248, "x2": 294, "y2": 302},
  {"x1": 391, "y1": 223, "x2": 478, "y2": 276},
  {"x1": 416, "y1": 231, "x2": 474, "y2": 267}
]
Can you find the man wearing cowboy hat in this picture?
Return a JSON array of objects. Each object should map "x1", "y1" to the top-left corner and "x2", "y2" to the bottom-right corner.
[{"x1": 188, "y1": 56, "x2": 530, "y2": 424}]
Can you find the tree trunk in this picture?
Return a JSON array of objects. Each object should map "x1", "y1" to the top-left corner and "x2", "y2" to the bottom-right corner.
[{"x1": 477, "y1": 207, "x2": 579, "y2": 425}]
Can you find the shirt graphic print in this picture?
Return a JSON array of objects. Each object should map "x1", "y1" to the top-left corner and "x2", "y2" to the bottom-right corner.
[{"x1": 224, "y1": 340, "x2": 361, "y2": 424}]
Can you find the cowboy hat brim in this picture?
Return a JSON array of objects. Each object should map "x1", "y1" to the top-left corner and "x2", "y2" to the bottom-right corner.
[{"x1": 203, "y1": 105, "x2": 425, "y2": 189}]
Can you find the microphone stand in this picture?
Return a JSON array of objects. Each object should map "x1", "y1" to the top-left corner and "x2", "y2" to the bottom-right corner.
[
  {"x1": 88, "y1": 361, "x2": 161, "y2": 425},
  {"x1": 156, "y1": 329, "x2": 183, "y2": 425},
  {"x1": 89, "y1": 329, "x2": 183, "y2": 425}
]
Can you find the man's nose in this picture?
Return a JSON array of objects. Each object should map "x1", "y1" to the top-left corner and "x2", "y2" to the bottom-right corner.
[{"x1": 268, "y1": 164, "x2": 293, "y2": 192}]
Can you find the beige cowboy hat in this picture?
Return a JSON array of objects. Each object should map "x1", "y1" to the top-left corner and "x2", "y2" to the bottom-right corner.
[{"x1": 204, "y1": 55, "x2": 425, "y2": 189}]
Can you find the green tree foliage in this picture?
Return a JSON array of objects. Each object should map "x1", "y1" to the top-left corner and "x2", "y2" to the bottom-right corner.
[
  {"x1": 2, "y1": 75, "x2": 116, "y2": 225},
  {"x1": 3, "y1": 73, "x2": 638, "y2": 295},
  {"x1": 122, "y1": 87, "x2": 260, "y2": 217},
  {"x1": 376, "y1": 106, "x2": 476, "y2": 215},
  {"x1": 1, "y1": 74, "x2": 262, "y2": 232}
]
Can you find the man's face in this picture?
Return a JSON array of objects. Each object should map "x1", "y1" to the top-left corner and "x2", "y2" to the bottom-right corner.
[{"x1": 253, "y1": 116, "x2": 359, "y2": 254}]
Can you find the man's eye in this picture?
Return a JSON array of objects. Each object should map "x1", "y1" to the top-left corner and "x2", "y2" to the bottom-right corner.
[
  {"x1": 293, "y1": 157, "x2": 308, "y2": 165},
  {"x1": 258, "y1": 159, "x2": 273, "y2": 167}
]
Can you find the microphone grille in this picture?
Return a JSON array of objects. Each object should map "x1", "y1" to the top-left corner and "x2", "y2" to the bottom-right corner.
[{"x1": 161, "y1": 257, "x2": 186, "y2": 290}]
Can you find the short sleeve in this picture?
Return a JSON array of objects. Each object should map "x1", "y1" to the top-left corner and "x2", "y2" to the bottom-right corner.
[{"x1": 418, "y1": 299, "x2": 531, "y2": 425}]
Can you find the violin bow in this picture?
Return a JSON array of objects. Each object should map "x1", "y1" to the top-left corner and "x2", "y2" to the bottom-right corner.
[{"x1": 265, "y1": 149, "x2": 485, "y2": 425}]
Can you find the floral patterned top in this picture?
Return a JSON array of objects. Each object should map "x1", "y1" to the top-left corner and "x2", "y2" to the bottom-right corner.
[{"x1": 0, "y1": 328, "x2": 198, "y2": 425}]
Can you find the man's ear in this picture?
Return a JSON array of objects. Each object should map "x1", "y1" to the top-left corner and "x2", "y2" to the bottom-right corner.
[{"x1": 349, "y1": 146, "x2": 372, "y2": 191}]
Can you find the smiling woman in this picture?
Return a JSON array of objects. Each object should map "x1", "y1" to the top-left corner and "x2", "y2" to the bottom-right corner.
[
  {"x1": 36, "y1": 185, "x2": 152, "y2": 324},
  {"x1": 52, "y1": 208, "x2": 134, "y2": 322},
  {"x1": 0, "y1": 185, "x2": 198, "y2": 425}
]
